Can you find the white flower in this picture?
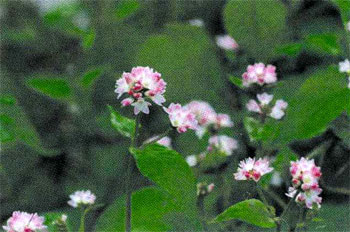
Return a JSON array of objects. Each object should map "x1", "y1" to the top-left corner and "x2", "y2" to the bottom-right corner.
[
  {"x1": 339, "y1": 59, "x2": 350, "y2": 73},
  {"x1": 189, "y1": 19, "x2": 204, "y2": 27},
  {"x1": 2, "y1": 211, "x2": 47, "y2": 232},
  {"x1": 68, "y1": 190, "x2": 96, "y2": 208},
  {"x1": 207, "y1": 135, "x2": 238, "y2": 156},
  {"x1": 186, "y1": 155, "x2": 197, "y2": 167},
  {"x1": 216, "y1": 35, "x2": 238, "y2": 50}
]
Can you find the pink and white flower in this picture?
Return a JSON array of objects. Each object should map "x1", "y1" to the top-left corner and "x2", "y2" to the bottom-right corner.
[
  {"x1": 184, "y1": 101, "x2": 233, "y2": 138},
  {"x1": 2, "y1": 211, "x2": 47, "y2": 232},
  {"x1": 242, "y1": 63, "x2": 277, "y2": 87},
  {"x1": 216, "y1": 35, "x2": 238, "y2": 51},
  {"x1": 234, "y1": 157, "x2": 273, "y2": 182},
  {"x1": 246, "y1": 93, "x2": 288, "y2": 120},
  {"x1": 68, "y1": 190, "x2": 96, "y2": 208},
  {"x1": 164, "y1": 103, "x2": 198, "y2": 133},
  {"x1": 115, "y1": 66, "x2": 166, "y2": 114},
  {"x1": 286, "y1": 157, "x2": 323, "y2": 209},
  {"x1": 207, "y1": 135, "x2": 238, "y2": 156}
]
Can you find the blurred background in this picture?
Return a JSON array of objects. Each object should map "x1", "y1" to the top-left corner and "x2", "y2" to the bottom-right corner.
[{"x1": 0, "y1": 0, "x2": 349, "y2": 231}]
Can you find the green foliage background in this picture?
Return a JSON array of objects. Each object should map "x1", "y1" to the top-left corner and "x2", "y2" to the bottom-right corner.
[{"x1": 0, "y1": 0, "x2": 349, "y2": 231}]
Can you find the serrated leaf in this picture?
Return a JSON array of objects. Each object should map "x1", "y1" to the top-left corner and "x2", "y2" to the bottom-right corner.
[
  {"x1": 81, "y1": 68, "x2": 104, "y2": 88},
  {"x1": 277, "y1": 66, "x2": 350, "y2": 144},
  {"x1": 224, "y1": 0, "x2": 287, "y2": 61},
  {"x1": 108, "y1": 105, "x2": 136, "y2": 138},
  {"x1": 212, "y1": 199, "x2": 276, "y2": 228},
  {"x1": 130, "y1": 144, "x2": 198, "y2": 217},
  {"x1": 305, "y1": 33, "x2": 340, "y2": 55},
  {"x1": 26, "y1": 77, "x2": 71, "y2": 99},
  {"x1": 229, "y1": 76, "x2": 243, "y2": 88},
  {"x1": 115, "y1": 0, "x2": 140, "y2": 19}
]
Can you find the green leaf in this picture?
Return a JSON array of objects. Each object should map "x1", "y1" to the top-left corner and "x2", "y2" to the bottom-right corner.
[
  {"x1": 224, "y1": 0, "x2": 287, "y2": 61},
  {"x1": 81, "y1": 67, "x2": 104, "y2": 88},
  {"x1": 108, "y1": 105, "x2": 136, "y2": 138},
  {"x1": 229, "y1": 76, "x2": 243, "y2": 88},
  {"x1": 273, "y1": 148, "x2": 298, "y2": 173},
  {"x1": 332, "y1": 0, "x2": 350, "y2": 25},
  {"x1": 96, "y1": 187, "x2": 179, "y2": 231},
  {"x1": 115, "y1": 0, "x2": 140, "y2": 19},
  {"x1": 277, "y1": 66, "x2": 350, "y2": 144},
  {"x1": 305, "y1": 33, "x2": 341, "y2": 55},
  {"x1": 26, "y1": 77, "x2": 71, "y2": 99},
  {"x1": 212, "y1": 199, "x2": 276, "y2": 228},
  {"x1": 130, "y1": 144, "x2": 198, "y2": 216},
  {"x1": 0, "y1": 95, "x2": 16, "y2": 105},
  {"x1": 275, "y1": 43, "x2": 303, "y2": 57},
  {"x1": 243, "y1": 117, "x2": 274, "y2": 142},
  {"x1": 82, "y1": 29, "x2": 96, "y2": 50}
]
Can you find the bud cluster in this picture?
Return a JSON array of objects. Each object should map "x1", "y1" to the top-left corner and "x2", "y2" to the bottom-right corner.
[{"x1": 68, "y1": 190, "x2": 96, "y2": 208}]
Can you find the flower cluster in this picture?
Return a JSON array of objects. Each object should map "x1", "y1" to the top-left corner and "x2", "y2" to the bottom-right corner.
[
  {"x1": 184, "y1": 101, "x2": 233, "y2": 138},
  {"x1": 2, "y1": 211, "x2": 47, "y2": 232},
  {"x1": 339, "y1": 59, "x2": 350, "y2": 88},
  {"x1": 246, "y1": 93, "x2": 288, "y2": 120},
  {"x1": 115, "y1": 66, "x2": 166, "y2": 114},
  {"x1": 68, "y1": 190, "x2": 96, "y2": 208},
  {"x1": 164, "y1": 103, "x2": 198, "y2": 133},
  {"x1": 234, "y1": 157, "x2": 273, "y2": 182},
  {"x1": 207, "y1": 135, "x2": 238, "y2": 156},
  {"x1": 286, "y1": 158, "x2": 322, "y2": 209},
  {"x1": 242, "y1": 63, "x2": 277, "y2": 87},
  {"x1": 216, "y1": 35, "x2": 239, "y2": 51}
]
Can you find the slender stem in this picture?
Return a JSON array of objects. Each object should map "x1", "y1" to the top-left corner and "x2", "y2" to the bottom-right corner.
[
  {"x1": 197, "y1": 195, "x2": 208, "y2": 231},
  {"x1": 256, "y1": 184, "x2": 270, "y2": 209},
  {"x1": 263, "y1": 187, "x2": 287, "y2": 209},
  {"x1": 280, "y1": 190, "x2": 300, "y2": 221},
  {"x1": 125, "y1": 115, "x2": 141, "y2": 232},
  {"x1": 141, "y1": 128, "x2": 172, "y2": 148},
  {"x1": 78, "y1": 207, "x2": 88, "y2": 232}
]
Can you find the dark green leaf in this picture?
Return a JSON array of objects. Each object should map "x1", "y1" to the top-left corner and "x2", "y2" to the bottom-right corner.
[
  {"x1": 224, "y1": 0, "x2": 287, "y2": 61},
  {"x1": 115, "y1": 0, "x2": 140, "y2": 19},
  {"x1": 26, "y1": 77, "x2": 71, "y2": 99},
  {"x1": 96, "y1": 187, "x2": 181, "y2": 231},
  {"x1": 130, "y1": 144, "x2": 198, "y2": 216},
  {"x1": 277, "y1": 66, "x2": 350, "y2": 143},
  {"x1": 275, "y1": 43, "x2": 303, "y2": 57},
  {"x1": 229, "y1": 76, "x2": 243, "y2": 88},
  {"x1": 82, "y1": 29, "x2": 96, "y2": 50},
  {"x1": 305, "y1": 33, "x2": 341, "y2": 55},
  {"x1": 212, "y1": 199, "x2": 276, "y2": 228},
  {"x1": 108, "y1": 105, "x2": 136, "y2": 138},
  {"x1": 0, "y1": 95, "x2": 16, "y2": 105},
  {"x1": 81, "y1": 68, "x2": 104, "y2": 88}
]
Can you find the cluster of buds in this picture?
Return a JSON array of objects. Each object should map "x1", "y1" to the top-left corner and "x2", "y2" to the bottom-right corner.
[
  {"x1": 197, "y1": 182, "x2": 215, "y2": 196},
  {"x1": 286, "y1": 158, "x2": 322, "y2": 209},
  {"x1": 216, "y1": 35, "x2": 239, "y2": 51},
  {"x1": 115, "y1": 66, "x2": 166, "y2": 115},
  {"x1": 339, "y1": 59, "x2": 350, "y2": 89},
  {"x1": 246, "y1": 93, "x2": 288, "y2": 120},
  {"x1": 242, "y1": 63, "x2": 277, "y2": 87},
  {"x1": 52, "y1": 214, "x2": 68, "y2": 232},
  {"x1": 234, "y1": 157, "x2": 273, "y2": 182},
  {"x1": 2, "y1": 211, "x2": 47, "y2": 232},
  {"x1": 68, "y1": 190, "x2": 96, "y2": 208},
  {"x1": 207, "y1": 135, "x2": 238, "y2": 156},
  {"x1": 164, "y1": 103, "x2": 198, "y2": 133},
  {"x1": 184, "y1": 101, "x2": 233, "y2": 138}
]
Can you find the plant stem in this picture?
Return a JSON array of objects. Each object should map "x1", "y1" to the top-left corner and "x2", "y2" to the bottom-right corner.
[
  {"x1": 125, "y1": 115, "x2": 141, "y2": 232},
  {"x1": 256, "y1": 184, "x2": 270, "y2": 209},
  {"x1": 78, "y1": 207, "x2": 88, "y2": 232},
  {"x1": 197, "y1": 195, "x2": 208, "y2": 231},
  {"x1": 279, "y1": 190, "x2": 300, "y2": 224}
]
